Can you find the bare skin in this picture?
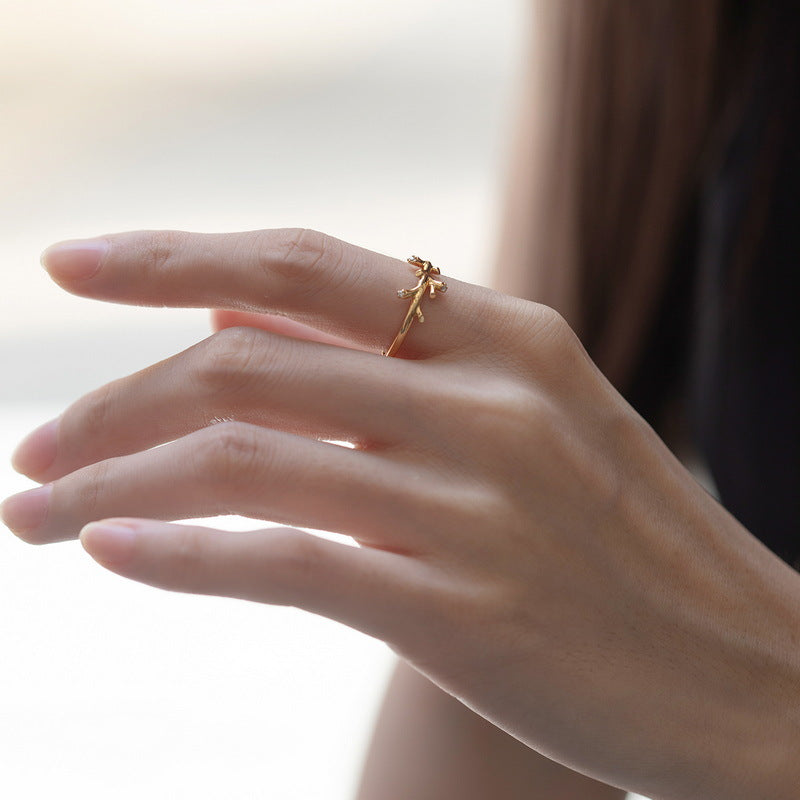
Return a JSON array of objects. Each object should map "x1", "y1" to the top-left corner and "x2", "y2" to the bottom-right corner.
[
  {"x1": 205, "y1": 314, "x2": 626, "y2": 800},
  {"x1": 356, "y1": 660, "x2": 626, "y2": 800},
  {"x1": 2, "y1": 228, "x2": 799, "y2": 799},
  {"x1": 356, "y1": 26, "x2": 630, "y2": 798}
]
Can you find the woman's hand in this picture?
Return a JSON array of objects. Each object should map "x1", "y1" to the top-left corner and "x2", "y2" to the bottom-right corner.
[{"x1": 3, "y1": 229, "x2": 799, "y2": 800}]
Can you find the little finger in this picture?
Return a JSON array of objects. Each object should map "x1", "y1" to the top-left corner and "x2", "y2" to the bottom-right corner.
[{"x1": 79, "y1": 518, "x2": 431, "y2": 645}]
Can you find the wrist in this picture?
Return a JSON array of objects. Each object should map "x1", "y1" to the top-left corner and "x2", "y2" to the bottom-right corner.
[
  {"x1": 676, "y1": 519, "x2": 800, "y2": 800},
  {"x1": 728, "y1": 572, "x2": 800, "y2": 799},
  {"x1": 609, "y1": 454, "x2": 800, "y2": 800}
]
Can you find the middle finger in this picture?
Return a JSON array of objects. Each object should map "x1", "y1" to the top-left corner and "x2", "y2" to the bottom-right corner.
[{"x1": 14, "y1": 327, "x2": 433, "y2": 484}]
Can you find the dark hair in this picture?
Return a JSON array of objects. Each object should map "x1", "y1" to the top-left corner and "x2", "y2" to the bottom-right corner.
[{"x1": 495, "y1": 1, "x2": 796, "y2": 426}]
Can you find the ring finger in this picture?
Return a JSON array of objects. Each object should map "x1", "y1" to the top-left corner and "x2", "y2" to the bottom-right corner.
[
  {"x1": 4, "y1": 421, "x2": 447, "y2": 550},
  {"x1": 13, "y1": 326, "x2": 435, "y2": 484}
]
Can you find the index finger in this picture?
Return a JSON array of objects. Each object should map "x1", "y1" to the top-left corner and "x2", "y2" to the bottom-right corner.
[{"x1": 41, "y1": 228, "x2": 499, "y2": 358}]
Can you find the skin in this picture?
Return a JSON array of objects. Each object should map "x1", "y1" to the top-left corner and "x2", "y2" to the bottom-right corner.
[
  {"x1": 357, "y1": 30, "x2": 628, "y2": 796},
  {"x1": 2, "y1": 227, "x2": 799, "y2": 799},
  {"x1": 356, "y1": 659, "x2": 626, "y2": 800}
]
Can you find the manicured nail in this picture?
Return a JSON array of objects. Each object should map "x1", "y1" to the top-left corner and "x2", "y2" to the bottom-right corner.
[
  {"x1": 41, "y1": 239, "x2": 109, "y2": 281},
  {"x1": 12, "y1": 417, "x2": 60, "y2": 476},
  {"x1": 0, "y1": 484, "x2": 52, "y2": 537},
  {"x1": 80, "y1": 520, "x2": 138, "y2": 564}
]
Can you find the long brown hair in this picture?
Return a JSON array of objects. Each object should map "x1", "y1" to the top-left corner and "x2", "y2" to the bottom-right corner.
[{"x1": 494, "y1": 1, "x2": 768, "y2": 406}]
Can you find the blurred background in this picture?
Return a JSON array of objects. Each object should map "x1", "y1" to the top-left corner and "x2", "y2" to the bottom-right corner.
[
  {"x1": 0, "y1": 0, "x2": 528, "y2": 396},
  {"x1": 0, "y1": 1, "x2": 649, "y2": 798},
  {"x1": 0, "y1": 1, "x2": 526, "y2": 798}
]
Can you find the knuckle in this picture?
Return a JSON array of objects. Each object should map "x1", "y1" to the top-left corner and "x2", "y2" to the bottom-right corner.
[
  {"x1": 535, "y1": 302, "x2": 567, "y2": 331},
  {"x1": 464, "y1": 483, "x2": 517, "y2": 533},
  {"x1": 455, "y1": 376, "x2": 547, "y2": 444},
  {"x1": 538, "y1": 307, "x2": 587, "y2": 369},
  {"x1": 193, "y1": 326, "x2": 265, "y2": 398},
  {"x1": 80, "y1": 458, "x2": 113, "y2": 519},
  {"x1": 535, "y1": 304, "x2": 575, "y2": 349},
  {"x1": 76, "y1": 382, "x2": 116, "y2": 442},
  {"x1": 272, "y1": 530, "x2": 322, "y2": 587},
  {"x1": 263, "y1": 228, "x2": 347, "y2": 301},
  {"x1": 510, "y1": 303, "x2": 591, "y2": 387},
  {"x1": 192, "y1": 422, "x2": 264, "y2": 494},
  {"x1": 136, "y1": 230, "x2": 189, "y2": 282},
  {"x1": 423, "y1": 372, "x2": 557, "y2": 479},
  {"x1": 166, "y1": 528, "x2": 207, "y2": 591},
  {"x1": 279, "y1": 227, "x2": 335, "y2": 272}
]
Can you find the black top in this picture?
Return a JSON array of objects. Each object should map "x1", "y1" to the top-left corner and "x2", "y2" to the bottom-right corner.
[{"x1": 690, "y1": 51, "x2": 799, "y2": 568}]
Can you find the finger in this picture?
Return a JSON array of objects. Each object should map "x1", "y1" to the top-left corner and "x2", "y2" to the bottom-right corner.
[
  {"x1": 79, "y1": 518, "x2": 429, "y2": 644},
  {"x1": 210, "y1": 308, "x2": 361, "y2": 349},
  {"x1": 3, "y1": 421, "x2": 439, "y2": 551},
  {"x1": 12, "y1": 327, "x2": 430, "y2": 483},
  {"x1": 41, "y1": 228, "x2": 497, "y2": 357}
]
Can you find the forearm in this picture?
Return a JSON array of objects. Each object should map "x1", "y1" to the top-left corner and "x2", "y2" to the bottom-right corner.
[{"x1": 355, "y1": 659, "x2": 626, "y2": 800}]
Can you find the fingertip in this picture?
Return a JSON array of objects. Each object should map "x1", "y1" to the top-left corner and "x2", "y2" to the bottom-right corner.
[
  {"x1": 11, "y1": 417, "x2": 60, "y2": 478},
  {"x1": 1, "y1": 484, "x2": 53, "y2": 543},
  {"x1": 211, "y1": 308, "x2": 271, "y2": 333},
  {"x1": 80, "y1": 519, "x2": 139, "y2": 565},
  {"x1": 41, "y1": 239, "x2": 110, "y2": 282},
  {"x1": 209, "y1": 308, "x2": 230, "y2": 332}
]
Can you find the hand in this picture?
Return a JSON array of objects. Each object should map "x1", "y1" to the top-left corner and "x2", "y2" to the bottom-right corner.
[{"x1": 3, "y1": 229, "x2": 799, "y2": 800}]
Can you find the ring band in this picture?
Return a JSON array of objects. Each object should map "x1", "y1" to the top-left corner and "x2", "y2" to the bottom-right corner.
[{"x1": 383, "y1": 256, "x2": 447, "y2": 357}]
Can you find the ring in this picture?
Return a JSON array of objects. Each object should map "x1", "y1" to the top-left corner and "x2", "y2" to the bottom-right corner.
[{"x1": 382, "y1": 256, "x2": 448, "y2": 357}]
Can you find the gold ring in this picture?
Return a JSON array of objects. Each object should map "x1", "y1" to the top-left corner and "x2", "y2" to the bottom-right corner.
[{"x1": 382, "y1": 256, "x2": 448, "y2": 357}]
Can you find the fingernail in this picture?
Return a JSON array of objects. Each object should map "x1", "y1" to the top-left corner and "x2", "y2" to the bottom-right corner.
[
  {"x1": 80, "y1": 520, "x2": 138, "y2": 564},
  {"x1": 0, "y1": 484, "x2": 52, "y2": 537},
  {"x1": 12, "y1": 417, "x2": 60, "y2": 476},
  {"x1": 41, "y1": 239, "x2": 109, "y2": 281}
]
